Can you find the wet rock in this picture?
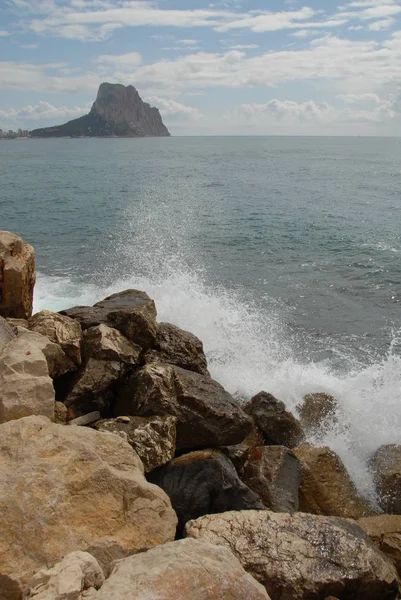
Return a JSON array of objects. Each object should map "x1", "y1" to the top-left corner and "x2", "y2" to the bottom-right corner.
[
  {"x1": 115, "y1": 363, "x2": 252, "y2": 450},
  {"x1": 0, "y1": 231, "x2": 35, "y2": 319},
  {"x1": 359, "y1": 515, "x2": 401, "y2": 576},
  {"x1": 241, "y1": 445, "x2": 301, "y2": 512},
  {"x1": 296, "y1": 392, "x2": 338, "y2": 433},
  {"x1": 245, "y1": 392, "x2": 304, "y2": 448},
  {"x1": 147, "y1": 449, "x2": 265, "y2": 537},
  {"x1": 144, "y1": 322, "x2": 208, "y2": 375},
  {"x1": 94, "y1": 539, "x2": 270, "y2": 600},
  {"x1": 0, "y1": 332, "x2": 54, "y2": 423},
  {"x1": 185, "y1": 510, "x2": 399, "y2": 600},
  {"x1": 0, "y1": 416, "x2": 176, "y2": 596},
  {"x1": 95, "y1": 415, "x2": 177, "y2": 472},
  {"x1": 0, "y1": 316, "x2": 16, "y2": 351},
  {"x1": 371, "y1": 445, "x2": 401, "y2": 514},
  {"x1": 60, "y1": 306, "x2": 110, "y2": 330},
  {"x1": 83, "y1": 324, "x2": 141, "y2": 365},
  {"x1": 293, "y1": 443, "x2": 372, "y2": 519},
  {"x1": 29, "y1": 309, "x2": 83, "y2": 367}
]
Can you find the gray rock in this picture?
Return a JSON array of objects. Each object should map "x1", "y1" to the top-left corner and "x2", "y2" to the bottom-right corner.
[
  {"x1": 0, "y1": 315, "x2": 16, "y2": 352},
  {"x1": 28, "y1": 309, "x2": 83, "y2": 367},
  {"x1": 371, "y1": 444, "x2": 401, "y2": 514},
  {"x1": 83, "y1": 324, "x2": 141, "y2": 365}
]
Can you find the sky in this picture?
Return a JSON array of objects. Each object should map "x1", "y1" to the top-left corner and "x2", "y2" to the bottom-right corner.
[{"x1": 0, "y1": 0, "x2": 401, "y2": 135}]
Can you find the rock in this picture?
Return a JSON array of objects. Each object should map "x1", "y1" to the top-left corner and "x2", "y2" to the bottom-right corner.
[
  {"x1": 241, "y1": 446, "x2": 301, "y2": 512},
  {"x1": 147, "y1": 449, "x2": 265, "y2": 537},
  {"x1": 83, "y1": 324, "x2": 141, "y2": 365},
  {"x1": 28, "y1": 309, "x2": 82, "y2": 367},
  {"x1": 6, "y1": 317, "x2": 28, "y2": 330},
  {"x1": 54, "y1": 401, "x2": 68, "y2": 424},
  {"x1": 60, "y1": 306, "x2": 110, "y2": 330},
  {"x1": 115, "y1": 363, "x2": 253, "y2": 450},
  {"x1": 293, "y1": 443, "x2": 372, "y2": 519},
  {"x1": 0, "y1": 231, "x2": 35, "y2": 319},
  {"x1": 31, "y1": 83, "x2": 170, "y2": 138},
  {"x1": 23, "y1": 551, "x2": 104, "y2": 600},
  {"x1": 0, "y1": 315, "x2": 16, "y2": 351},
  {"x1": 185, "y1": 510, "x2": 399, "y2": 600},
  {"x1": 21, "y1": 329, "x2": 75, "y2": 379},
  {"x1": 245, "y1": 392, "x2": 304, "y2": 448},
  {"x1": 94, "y1": 539, "x2": 270, "y2": 600},
  {"x1": 220, "y1": 419, "x2": 265, "y2": 472},
  {"x1": 296, "y1": 392, "x2": 338, "y2": 433},
  {"x1": 69, "y1": 411, "x2": 101, "y2": 426},
  {"x1": 0, "y1": 415, "x2": 177, "y2": 595},
  {"x1": 95, "y1": 415, "x2": 176, "y2": 473},
  {"x1": 144, "y1": 322, "x2": 208, "y2": 375},
  {"x1": 371, "y1": 445, "x2": 401, "y2": 514},
  {"x1": 359, "y1": 515, "x2": 401, "y2": 576},
  {"x1": 0, "y1": 332, "x2": 55, "y2": 423}
]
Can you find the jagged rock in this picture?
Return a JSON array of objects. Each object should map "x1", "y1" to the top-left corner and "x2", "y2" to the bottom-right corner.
[
  {"x1": 83, "y1": 324, "x2": 141, "y2": 364},
  {"x1": 359, "y1": 515, "x2": 401, "y2": 576},
  {"x1": 6, "y1": 317, "x2": 28, "y2": 330},
  {"x1": 94, "y1": 539, "x2": 270, "y2": 600},
  {"x1": 185, "y1": 510, "x2": 399, "y2": 600},
  {"x1": 21, "y1": 329, "x2": 75, "y2": 379},
  {"x1": 0, "y1": 332, "x2": 54, "y2": 423},
  {"x1": 115, "y1": 363, "x2": 252, "y2": 450},
  {"x1": 95, "y1": 415, "x2": 176, "y2": 473},
  {"x1": 29, "y1": 309, "x2": 82, "y2": 367},
  {"x1": 296, "y1": 392, "x2": 338, "y2": 433},
  {"x1": 293, "y1": 443, "x2": 372, "y2": 519},
  {"x1": 23, "y1": 551, "x2": 104, "y2": 600},
  {"x1": 0, "y1": 416, "x2": 176, "y2": 596},
  {"x1": 241, "y1": 446, "x2": 301, "y2": 512},
  {"x1": 31, "y1": 83, "x2": 170, "y2": 138},
  {"x1": 0, "y1": 315, "x2": 16, "y2": 351},
  {"x1": 60, "y1": 306, "x2": 110, "y2": 330},
  {"x1": 69, "y1": 411, "x2": 101, "y2": 427},
  {"x1": 144, "y1": 322, "x2": 208, "y2": 375},
  {"x1": 371, "y1": 445, "x2": 401, "y2": 514},
  {"x1": 245, "y1": 392, "x2": 304, "y2": 448},
  {"x1": 54, "y1": 401, "x2": 68, "y2": 424},
  {"x1": 147, "y1": 449, "x2": 265, "y2": 537},
  {"x1": 220, "y1": 419, "x2": 265, "y2": 472},
  {"x1": 0, "y1": 231, "x2": 35, "y2": 319}
]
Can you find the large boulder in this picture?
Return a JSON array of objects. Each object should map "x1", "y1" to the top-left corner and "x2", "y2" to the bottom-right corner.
[
  {"x1": 114, "y1": 363, "x2": 253, "y2": 450},
  {"x1": 144, "y1": 322, "x2": 208, "y2": 375},
  {"x1": 61, "y1": 289, "x2": 157, "y2": 349},
  {"x1": 293, "y1": 444, "x2": 372, "y2": 519},
  {"x1": 0, "y1": 316, "x2": 15, "y2": 351},
  {"x1": 83, "y1": 324, "x2": 141, "y2": 364},
  {"x1": 147, "y1": 449, "x2": 265, "y2": 536},
  {"x1": 95, "y1": 539, "x2": 270, "y2": 600},
  {"x1": 185, "y1": 510, "x2": 399, "y2": 600},
  {"x1": 359, "y1": 515, "x2": 401, "y2": 576},
  {"x1": 0, "y1": 332, "x2": 54, "y2": 423},
  {"x1": 371, "y1": 445, "x2": 401, "y2": 514},
  {"x1": 245, "y1": 392, "x2": 304, "y2": 448},
  {"x1": 95, "y1": 415, "x2": 177, "y2": 472},
  {"x1": 296, "y1": 392, "x2": 338, "y2": 434},
  {"x1": 0, "y1": 416, "x2": 177, "y2": 596},
  {"x1": 20, "y1": 329, "x2": 74, "y2": 379},
  {"x1": 28, "y1": 310, "x2": 83, "y2": 367},
  {"x1": 241, "y1": 446, "x2": 301, "y2": 512},
  {"x1": 0, "y1": 231, "x2": 35, "y2": 319}
]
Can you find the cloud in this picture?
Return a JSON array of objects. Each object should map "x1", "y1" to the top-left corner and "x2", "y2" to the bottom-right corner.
[
  {"x1": 96, "y1": 52, "x2": 142, "y2": 69},
  {"x1": 0, "y1": 100, "x2": 90, "y2": 128},
  {"x1": 0, "y1": 31, "x2": 10, "y2": 37},
  {"x1": 227, "y1": 43, "x2": 259, "y2": 49},
  {"x1": 368, "y1": 17, "x2": 396, "y2": 30},
  {"x1": 146, "y1": 96, "x2": 204, "y2": 120}
]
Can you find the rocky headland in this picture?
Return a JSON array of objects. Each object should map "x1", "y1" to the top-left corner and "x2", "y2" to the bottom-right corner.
[
  {"x1": 0, "y1": 230, "x2": 400, "y2": 600},
  {"x1": 30, "y1": 83, "x2": 170, "y2": 138}
]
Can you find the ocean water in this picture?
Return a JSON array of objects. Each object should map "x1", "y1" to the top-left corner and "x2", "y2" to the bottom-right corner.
[{"x1": 1, "y1": 136, "x2": 400, "y2": 504}]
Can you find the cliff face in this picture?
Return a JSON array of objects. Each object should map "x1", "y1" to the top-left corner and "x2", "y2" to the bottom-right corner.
[{"x1": 30, "y1": 83, "x2": 170, "y2": 138}]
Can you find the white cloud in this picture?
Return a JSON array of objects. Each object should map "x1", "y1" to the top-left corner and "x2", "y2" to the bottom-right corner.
[
  {"x1": 146, "y1": 96, "x2": 204, "y2": 120},
  {"x1": 178, "y1": 39, "x2": 199, "y2": 45},
  {"x1": 0, "y1": 100, "x2": 90, "y2": 128},
  {"x1": 368, "y1": 17, "x2": 396, "y2": 30},
  {"x1": 96, "y1": 52, "x2": 142, "y2": 69},
  {"x1": 227, "y1": 43, "x2": 259, "y2": 49},
  {"x1": 0, "y1": 31, "x2": 10, "y2": 37}
]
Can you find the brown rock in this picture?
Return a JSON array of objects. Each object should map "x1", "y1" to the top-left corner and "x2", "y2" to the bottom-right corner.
[
  {"x1": 83, "y1": 324, "x2": 141, "y2": 365},
  {"x1": 29, "y1": 309, "x2": 83, "y2": 366},
  {"x1": 54, "y1": 401, "x2": 68, "y2": 424},
  {"x1": 241, "y1": 445, "x2": 301, "y2": 512},
  {"x1": 95, "y1": 539, "x2": 270, "y2": 600},
  {"x1": 95, "y1": 415, "x2": 177, "y2": 472},
  {"x1": 21, "y1": 329, "x2": 75, "y2": 378},
  {"x1": 0, "y1": 316, "x2": 16, "y2": 351},
  {"x1": 5, "y1": 317, "x2": 28, "y2": 330},
  {"x1": 0, "y1": 231, "x2": 35, "y2": 319},
  {"x1": 359, "y1": 515, "x2": 401, "y2": 576},
  {"x1": 245, "y1": 391, "x2": 304, "y2": 448},
  {"x1": 371, "y1": 445, "x2": 401, "y2": 514},
  {"x1": 296, "y1": 392, "x2": 338, "y2": 433},
  {"x1": 293, "y1": 443, "x2": 372, "y2": 519},
  {"x1": 0, "y1": 415, "x2": 177, "y2": 596},
  {"x1": 115, "y1": 363, "x2": 252, "y2": 450},
  {"x1": 185, "y1": 510, "x2": 399, "y2": 600}
]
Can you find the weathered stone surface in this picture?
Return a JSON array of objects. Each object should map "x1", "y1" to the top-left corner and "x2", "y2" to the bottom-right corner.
[
  {"x1": 29, "y1": 310, "x2": 82, "y2": 366},
  {"x1": 21, "y1": 329, "x2": 75, "y2": 379},
  {"x1": 69, "y1": 411, "x2": 101, "y2": 427},
  {"x1": 144, "y1": 322, "x2": 208, "y2": 375},
  {"x1": 245, "y1": 392, "x2": 304, "y2": 448},
  {"x1": 23, "y1": 551, "x2": 104, "y2": 600},
  {"x1": 293, "y1": 443, "x2": 372, "y2": 519},
  {"x1": 95, "y1": 539, "x2": 270, "y2": 600},
  {"x1": 241, "y1": 446, "x2": 301, "y2": 512},
  {"x1": 371, "y1": 445, "x2": 401, "y2": 514},
  {"x1": 0, "y1": 315, "x2": 16, "y2": 351},
  {"x1": 54, "y1": 401, "x2": 68, "y2": 424},
  {"x1": 6, "y1": 317, "x2": 28, "y2": 330},
  {"x1": 148, "y1": 449, "x2": 265, "y2": 536},
  {"x1": 0, "y1": 333, "x2": 54, "y2": 423},
  {"x1": 0, "y1": 231, "x2": 35, "y2": 319},
  {"x1": 60, "y1": 306, "x2": 110, "y2": 330},
  {"x1": 95, "y1": 415, "x2": 176, "y2": 472},
  {"x1": 220, "y1": 419, "x2": 265, "y2": 472},
  {"x1": 296, "y1": 392, "x2": 338, "y2": 433},
  {"x1": 83, "y1": 324, "x2": 141, "y2": 365},
  {"x1": 359, "y1": 515, "x2": 401, "y2": 576},
  {"x1": 0, "y1": 416, "x2": 177, "y2": 596},
  {"x1": 185, "y1": 510, "x2": 399, "y2": 600},
  {"x1": 115, "y1": 363, "x2": 252, "y2": 450}
]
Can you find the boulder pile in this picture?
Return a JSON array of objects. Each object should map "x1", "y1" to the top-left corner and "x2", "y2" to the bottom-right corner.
[{"x1": 0, "y1": 232, "x2": 400, "y2": 600}]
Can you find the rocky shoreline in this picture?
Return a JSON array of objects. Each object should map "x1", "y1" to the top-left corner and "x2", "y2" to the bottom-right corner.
[{"x1": 0, "y1": 231, "x2": 400, "y2": 600}]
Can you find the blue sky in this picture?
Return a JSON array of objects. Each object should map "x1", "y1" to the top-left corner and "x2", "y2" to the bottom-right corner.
[{"x1": 1, "y1": 0, "x2": 401, "y2": 134}]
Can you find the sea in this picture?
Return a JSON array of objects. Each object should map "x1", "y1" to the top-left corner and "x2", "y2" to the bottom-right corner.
[{"x1": 1, "y1": 135, "x2": 400, "y2": 505}]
